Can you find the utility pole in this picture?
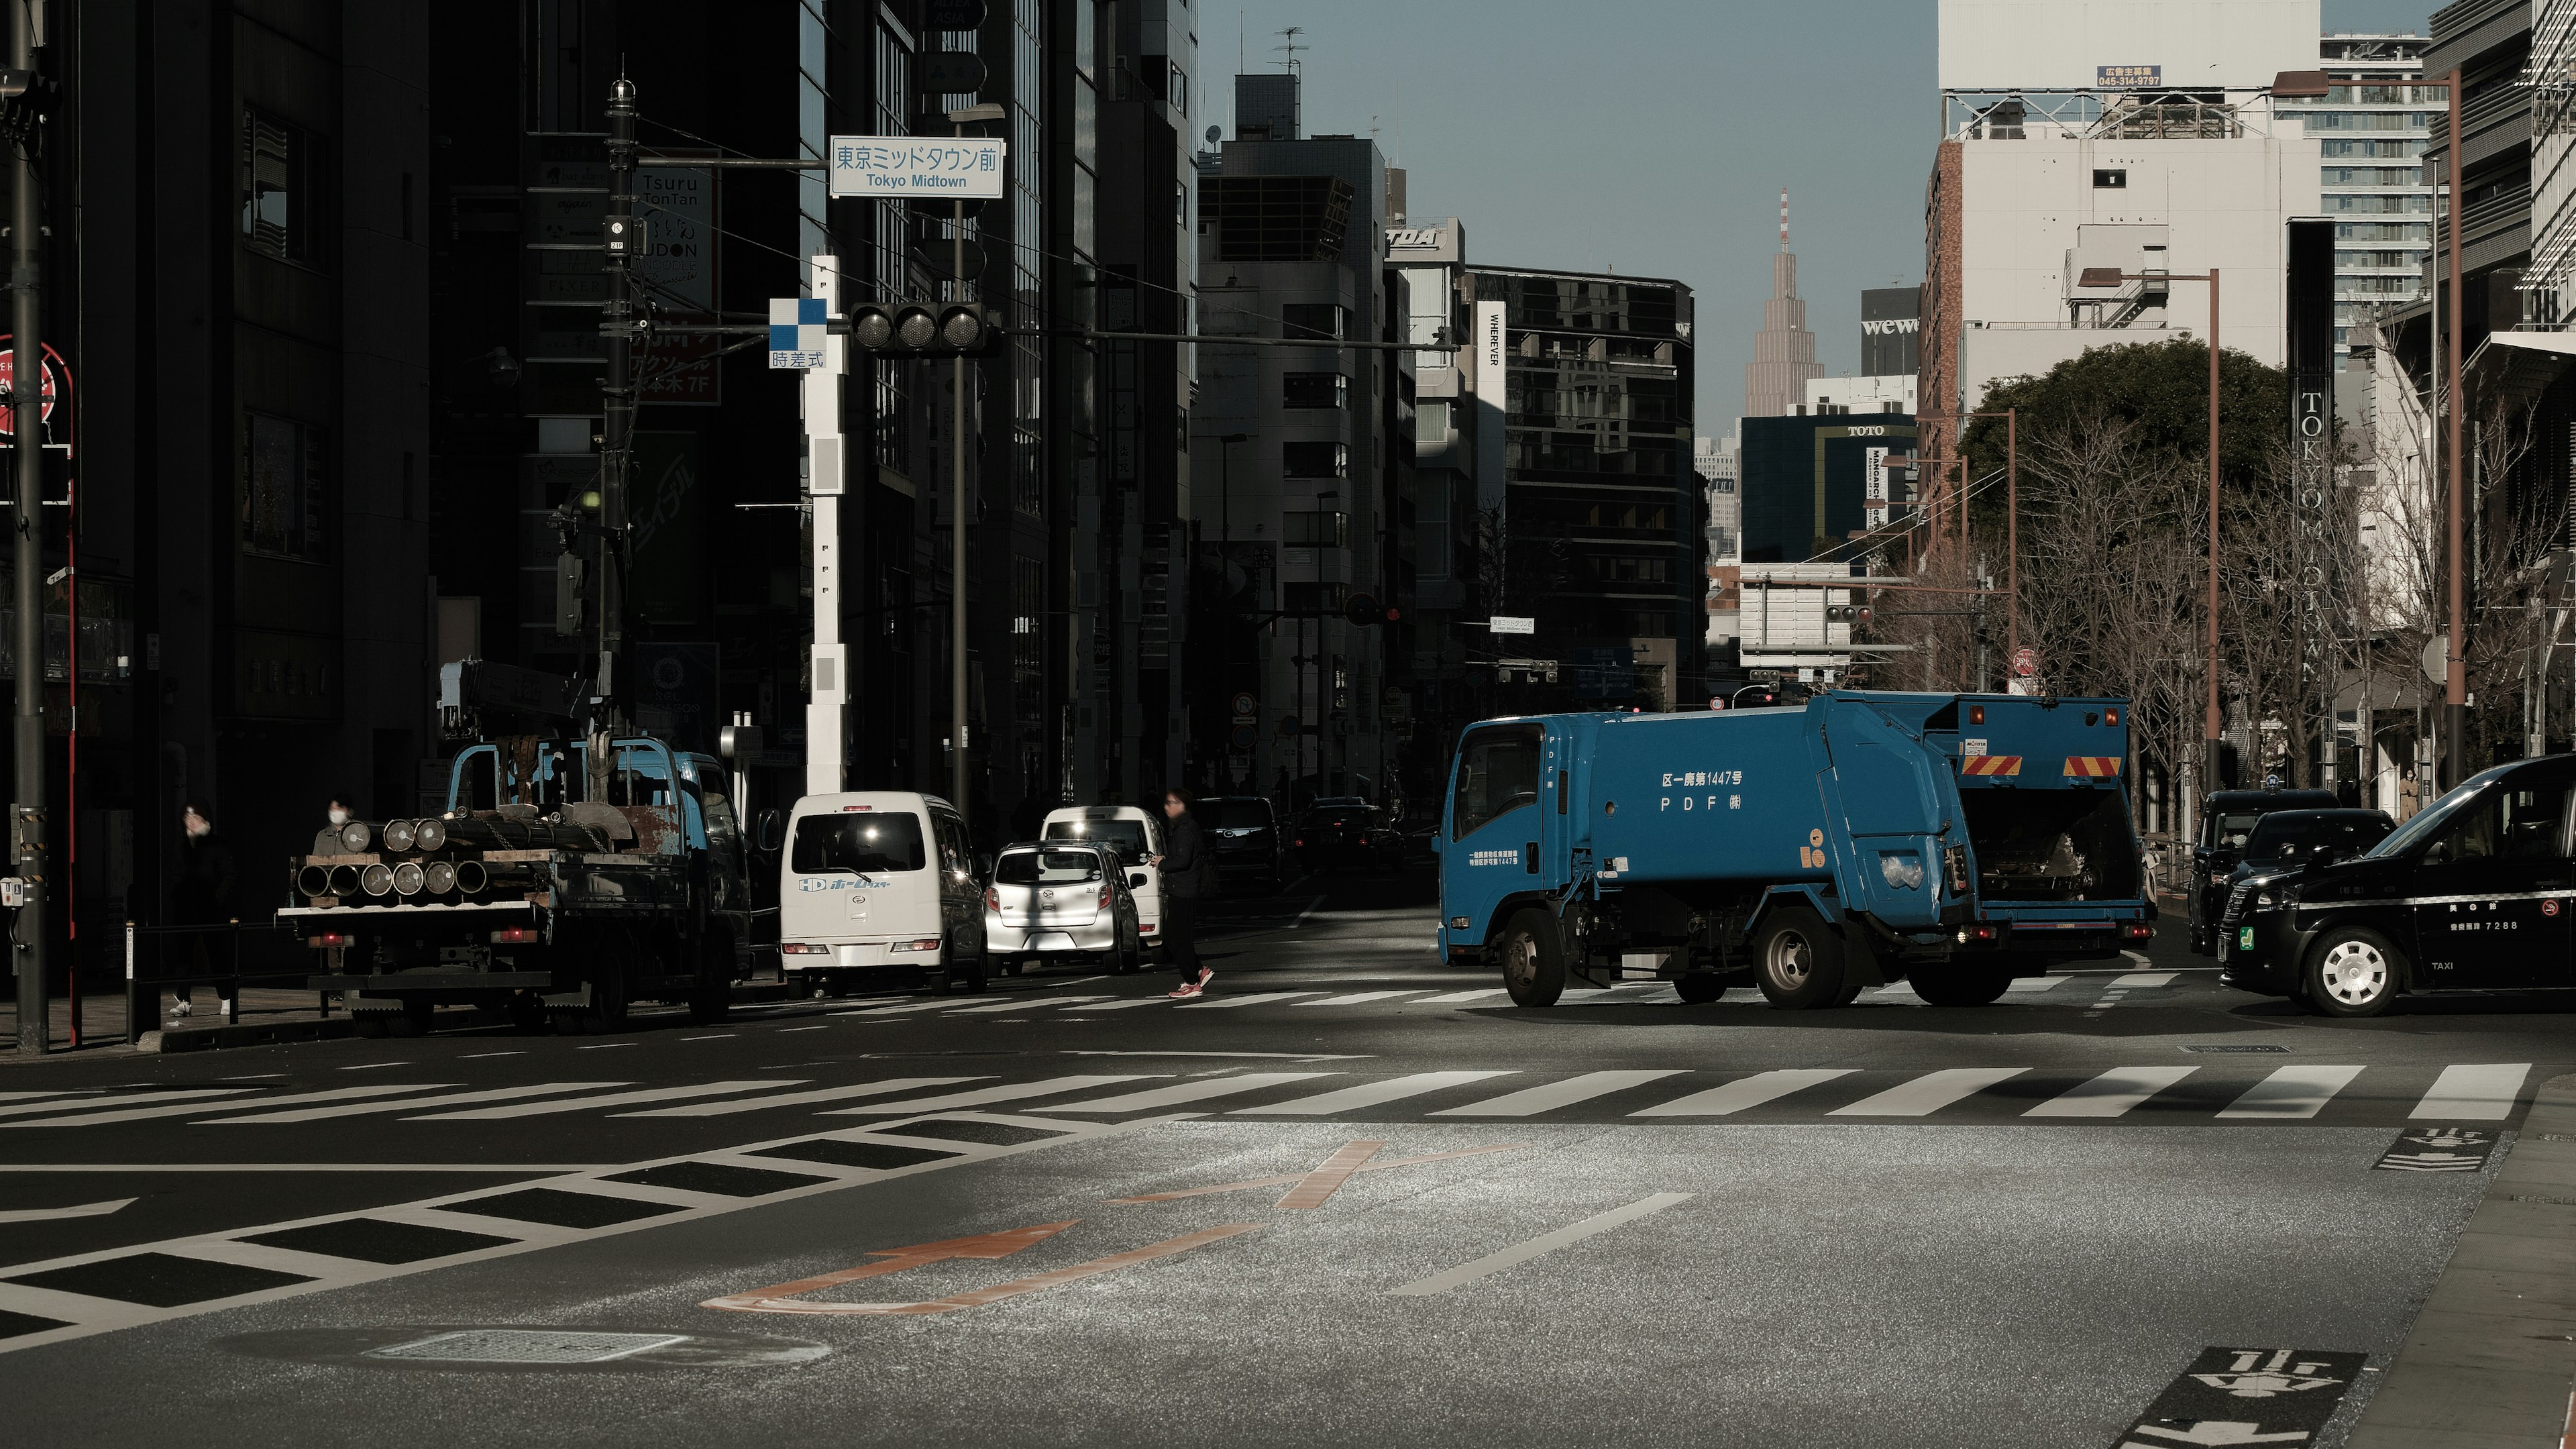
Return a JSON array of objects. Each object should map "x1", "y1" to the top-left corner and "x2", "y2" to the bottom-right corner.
[
  {"x1": 588, "y1": 76, "x2": 641, "y2": 802},
  {"x1": 805, "y1": 253, "x2": 847, "y2": 797},
  {"x1": 952, "y1": 118, "x2": 970, "y2": 825},
  {"x1": 9, "y1": 0, "x2": 44, "y2": 1055},
  {"x1": 2445, "y1": 67, "x2": 2468, "y2": 788}
]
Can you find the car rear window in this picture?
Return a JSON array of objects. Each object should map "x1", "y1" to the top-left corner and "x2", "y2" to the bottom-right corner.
[
  {"x1": 1208, "y1": 801, "x2": 1271, "y2": 830},
  {"x1": 790, "y1": 813, "x2": 926, "y2": 874},
  {"x1": 996, "y1": 849, "x2": 1104, "y2": 885},
  {"x1": 1046, "y1": 818, "x2": 1150, "y2": 862}
]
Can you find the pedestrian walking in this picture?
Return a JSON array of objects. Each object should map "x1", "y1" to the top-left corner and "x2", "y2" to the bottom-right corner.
[
  {"x1": 169, "y1": 800, "x2": 236, "y2": 1018},
  {"x1": 315, "y1": 793, "x2": 356, "y2": 854},
  {"x1": 1157, "y1": 788, "x2": 1216, "y2": 999}
]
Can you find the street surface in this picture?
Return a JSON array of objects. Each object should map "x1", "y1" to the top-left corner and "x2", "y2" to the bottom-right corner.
[{"x1": 1, "y1": 865, "x2": 2559, "y2": 1446}]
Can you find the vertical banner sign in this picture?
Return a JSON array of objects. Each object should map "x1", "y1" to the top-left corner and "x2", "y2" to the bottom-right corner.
[
  {"x1": 1864, "y1": 446, "x2": 1890, "y2": 530},
  {"x1": 2286, "y1": 218, "x2": 2336, "y2": 769},
  {"x1": 634, "y1": 162, "x2": 720, "y2": 405},
  {"x1": 1475, "y1": 294, "x2": 1509, "y2": 529},
  {"x1": 631, "y1": 431, "x2": 702, "y2": 625}
]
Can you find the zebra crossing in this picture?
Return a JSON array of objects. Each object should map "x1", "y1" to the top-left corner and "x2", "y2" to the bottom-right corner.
[{"x1": 0, "y1": 1060, "x2": 2537, "y2": 1132}]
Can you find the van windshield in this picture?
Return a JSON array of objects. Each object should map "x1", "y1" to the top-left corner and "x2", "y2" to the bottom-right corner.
[
  {"x1": 996, "y1": 850, "x2": 1105, "y2": 885},
  {"x1": 791, "y1": 814, "x2": 926, "y2": 874},
  {"x1": 1046, "y1": 818, "x2": 1150, "y2": 863}
]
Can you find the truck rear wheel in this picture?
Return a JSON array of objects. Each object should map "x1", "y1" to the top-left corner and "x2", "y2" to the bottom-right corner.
[
  {"x1": 1753, "y1": 908, "x2": 1847, "y2": 1010},
  {"x1": 1498, "y1": 910, "x2": 1567, "y2": 1007},
  {"x1": 1913, "y1": 969, "x2": 2011, "y2": 1007}
]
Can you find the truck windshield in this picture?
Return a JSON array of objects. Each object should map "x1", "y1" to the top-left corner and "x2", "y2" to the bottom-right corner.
[
  {"x1": 1960, "y1": 789, "x2": 2142, "y2": 902},
  {"x1": 1453, "y1": 727, "x2": 1542, "y2": 840},
  {"x1": 1046, "y1": 818, "x2": 1150, "y2": 863},
  {"x1": 791, "y1": 814, "x2": 926, "y2": 874},
  {"x1": 996, "y1": 850, "x2": 1104, "y2": 885}
]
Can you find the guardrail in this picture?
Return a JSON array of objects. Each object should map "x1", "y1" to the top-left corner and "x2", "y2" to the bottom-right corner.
[{"x1": 121, "y1": 916, "x2": 310, "y2": 1045}]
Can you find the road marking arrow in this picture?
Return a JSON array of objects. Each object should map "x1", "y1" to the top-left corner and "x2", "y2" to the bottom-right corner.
[
  {"x1": 0, "y1": 1197, "x2": 137, "y2": 1224},
  {"x1": 700, "y1": 1219, "x2": 1260, "y2": 1316}
]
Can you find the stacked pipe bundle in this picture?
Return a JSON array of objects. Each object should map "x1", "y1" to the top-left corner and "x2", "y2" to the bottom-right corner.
[{"x1": 299, "y1": 811, "x2": 596, "y2": 902}]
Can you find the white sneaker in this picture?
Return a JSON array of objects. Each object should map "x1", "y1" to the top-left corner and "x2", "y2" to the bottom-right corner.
[{"x1": 169, "y1": 1001, "x2": 193, "y2": 1018}]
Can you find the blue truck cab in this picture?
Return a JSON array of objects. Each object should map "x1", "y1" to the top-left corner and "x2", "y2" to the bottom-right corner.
[
  {"x1": 1438, "y1": 692, "x2": 1995, "y2": 1009},
  {"x1": 1870, "y1": 693, "x2": 2152, "y2": 968}
]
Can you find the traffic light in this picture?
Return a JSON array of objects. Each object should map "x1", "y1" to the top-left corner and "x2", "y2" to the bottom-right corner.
[
  {"x1": 1825, "y1": 604, "x2": 1872, "y2": 625},
  {"x1": 1343, "y1": 592, "x2": 1401, "y2": 627},
  {"x1": 847, "y1": 301, "x2": 1001, "y2": 357}
]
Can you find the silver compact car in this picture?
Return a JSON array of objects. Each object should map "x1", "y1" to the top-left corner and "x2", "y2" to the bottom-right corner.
[{"x1": 983, "y1": 841, "x2": 1145, "y2": 975}]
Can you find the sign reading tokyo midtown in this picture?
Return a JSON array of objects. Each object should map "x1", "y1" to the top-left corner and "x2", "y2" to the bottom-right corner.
[
  {"x1": 2096, "y1": 64, "x2": 2162, "y2": 89},
  {"x1": 827, "y1": 136, "x2": 1008, "y2": 199}
]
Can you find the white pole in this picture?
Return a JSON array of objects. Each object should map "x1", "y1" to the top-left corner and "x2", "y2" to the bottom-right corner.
[{"x1": 805, "y1": 254, "x2": 848, "y2": 796}]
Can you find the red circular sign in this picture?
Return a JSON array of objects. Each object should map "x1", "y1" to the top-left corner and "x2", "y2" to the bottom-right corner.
[
  {"x1": 0, "y1": 339, "x2": 65, "y2": 439},
  {"x1": 2548, "y1": 900, "x2": 2562, "y2": 918}
]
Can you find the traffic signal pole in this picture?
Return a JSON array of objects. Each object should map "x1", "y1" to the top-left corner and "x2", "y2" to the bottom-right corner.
[
  {"x1": 952, "y1": 123, "x2": 969, "y2": 825},
  {"x1": 8, "y1": 0, "x2": 40, "y2": 1055},
  {"x1": 806, "y1": 255, "x2": 847, "y2": 796}
]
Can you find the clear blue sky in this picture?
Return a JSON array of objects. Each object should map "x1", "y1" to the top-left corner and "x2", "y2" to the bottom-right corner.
[{"x1": 1226, "y1": 0, "x2": 2436, "y2": 438}]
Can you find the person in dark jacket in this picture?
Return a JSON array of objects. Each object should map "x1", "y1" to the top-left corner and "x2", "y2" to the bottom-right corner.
[
  {"x1": 1155, "y1": 788, "x2": 1216, "y2": 998},
  {"x1": 169, "y1": 799, "x2": 237, "y2": 1018}
]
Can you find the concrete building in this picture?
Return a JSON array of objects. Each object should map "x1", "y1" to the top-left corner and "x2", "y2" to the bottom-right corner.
[
  {"x1": 1803, "y1": 374, "x2": 1919, "y2": 416},
  {"x1": 1861, "y1": 284, "x2": 1923, "y2": 376},
  {"x1": 1743, "y1": 197, "x2": 1824, "y2": 419},
  {"x1": 1385, "y1": 215, "x2": 1481, "y2": 790},
  {"x1": 1921, "y1": 0, "x2": 2325, "y2": 426},
  {"x1": 2308, "y1": 33, "x2": 2432, "y2": 362}
]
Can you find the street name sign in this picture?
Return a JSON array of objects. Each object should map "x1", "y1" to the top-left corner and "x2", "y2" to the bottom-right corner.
[{"x1": 828, "y1": 136, "x2": 1008, "y2": 199}]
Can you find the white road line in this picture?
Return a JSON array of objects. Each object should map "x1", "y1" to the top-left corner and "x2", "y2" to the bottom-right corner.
[
  {"x1": 1297, "y1": 991, "x2": 1426, "y2": 1007},
  {"x1": 2022, "y1": 1065, "x2": 2200, "y2": 1118},
  {"x1": 209, "y1": 1082, "x2": 627, "y2": 1126},
  {"x1": 823, "y1": 1074, "x2": 1164, "y2": 1116},
  {"x1": 1289, "y1": 895, "x2": 1327, "y2": 927},
  {"x1": 1030, "y1": 1072, "x2": 1344, "y2": 1114},
  {"x1": 1430, "y1": 1070, "x2": 1689, "y2": 1118},
  {"x1": 679, "y1": 1035, "x2": 735, "y2": 1042},
  {"x1": 617, "y1": 1077, "x2": 987, "y2": 1118},
  {"x1": 2410, "y1": 1063, "x2": 2532, "y2": 1121},
  {"x1": 1629, "y1": 1069, "x2": 1858, "y2": 1117},
  {"x1": 949, "y1": 995, "x2": 1112, "y2": 1014},
  {"x1": 1176, "y1": 991, "x2": 1321, "y2": 1010},
  {"x1": 1231, "y1": 1071, "x2": 1517, "y2": 1116},
  {"x1": 1827, "y1": 1067, "x2": 2029, "y2": 1117},
  {"x1": 2121, "y1": 950, "x2": 2154, "y2": 966},
  {"x1": 2216, "y1": 1065, "x2": 2367, "y2": 1119},
  {"x1": 828, "y1": 1000, "x2": 959, "y2": 1016},
  {"x1": 339, "y1": 1062, "x2": 411, "y2": 1070},
  {"x1": 0, "y1": 1090, "x2": 107, "y2": 1104},
  {"x1": 408, "y1": 1080, "x2": 810, "y2": 1122},
  {"x1": 1067, "y1": 998, "x2": 1175, "y2": 1010},
  {"x1": 0, "y1": 1085, "x2": 437, "y2": 1130},
  {"x1": 458, "y1": 1051, "x2": 528, "y2": 1059},
  {"x1": 1388, "y1": 1192, "x2": 1695, "y2": 1297},
  {"x1": 2110, "y1": 972, "x2": 2179, "y2": 988},
  {"x1": 2004, "y1": 977, "x2": 2067, "y2": 993},
  {"x1": 1417, "y1": 988, "x2": 1510, "y2": 1004}
]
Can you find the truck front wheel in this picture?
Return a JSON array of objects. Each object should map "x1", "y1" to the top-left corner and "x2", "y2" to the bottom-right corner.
[
  {"x1": 1498, "y1": 910, "x2": 1567, "y2": 1007},
  {"x1": 1754, "y1": 908, "x2": 1847, "y2": 1010}
]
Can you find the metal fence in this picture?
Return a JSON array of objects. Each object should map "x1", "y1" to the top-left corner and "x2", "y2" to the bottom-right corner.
[{"x1": 121, "y1": 917, "x2": 313, "y2": 1044}]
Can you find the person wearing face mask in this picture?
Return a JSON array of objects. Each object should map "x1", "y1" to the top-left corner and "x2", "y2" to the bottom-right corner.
[
  {"x1": 168, "y1": 800, "x2": 237, "y2": 1019},
  {"x1": 315, "y1": 795, "x2": 357, "y2": 855}
]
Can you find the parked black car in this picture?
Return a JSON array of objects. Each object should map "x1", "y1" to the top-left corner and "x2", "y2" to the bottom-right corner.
[
  {"x1": 2209, "y1": 807, "x2": 2393, "y2": 938},
  {"x1": 2188, "y1": 787, "x2": 2338, "y2": 953},
  {"x1": 1199, "y1": 795, "x2": 1285, "y2": 892},
  {"x1": 1293, "y1": 802, "x2": 1400, "y2": 874},
  {"x1": 2220, "y1": 757, "x2": 2575, "y2": 1016}
]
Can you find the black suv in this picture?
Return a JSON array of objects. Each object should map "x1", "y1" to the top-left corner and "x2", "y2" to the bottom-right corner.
[
  {"x1": 1294, "y1": 802, "x2": 1400, "y2": 874},
  {"x1": 1199, "y1": 796, "x2": 1285, "y2": 892},
  {"x1": 2188, "y1": 788, "x2": 2338, "y2": 953}
]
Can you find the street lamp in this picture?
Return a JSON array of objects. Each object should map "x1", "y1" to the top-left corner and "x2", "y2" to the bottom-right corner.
[{"x1": 2078, "y1": 262, "x2": 2222, "y2": 806}]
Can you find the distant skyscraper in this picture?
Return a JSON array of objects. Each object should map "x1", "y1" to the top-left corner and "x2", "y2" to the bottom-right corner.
[{"x1": 1744, "y1": 189, "x2": 1823, "y2": 419}]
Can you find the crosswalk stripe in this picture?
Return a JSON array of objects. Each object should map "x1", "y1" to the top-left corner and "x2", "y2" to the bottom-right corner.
[
  {"x1": 823, "y1": 1074, "x2": 1163, "y2": 1116},
  {"x1": 1827, "y1": 1067, "x2": 2029, "y2": 1116},
  {"x1": 1177, "y1": 991, "x2": 1321, "y2": 1010},
  {"x1": 2410, "y1": 1063, "x2": 2531, "y2": 1121},
  {"x1": 2021, "y1": 1066, "x2": 2199, "y2": 1118},
  {"x1": 407, "y1": 1080, "x2": 808, "y2": 1122},
  {"x1": 1231, "y1": 1071, "x2": 1517, "y2": 1116},
  {"x1": 0, "y1": 1087, "x2": 264, "y2": 1123},
  {"x1": 209, "y1": 1083, "x2": 626, "y2": 1125},
  {"x1": 2004, "y1": 977, "x2": 2068, "y2": 993},
  {"x1": 618, "y1": 1077, "x2": 988, "y2": 1118},
  {"x1": 948, "y1": 995, "x2": 1113, "y2": 1014},
  {"x1": 1297, "y1": 991, "x2": 1425, "y2": 1007},
  {"x1": 830, "y1": 1000, "x2": 959, "y2": 1016},
  {"x1": 2216, "y1": 1065, "x2": 2366, "y2": 1119},
  {"x1": 0, "y1": 1090, "x2": 109, "y2": 1104},
  {"x1": 0, "y1": 1084, "x2": 443, "y2": 1129},
  {"x1": 1430, "y1": 1070, "x2": 1688, "y2": 1118},
  {"x1": 1416, "y1": 988, "x2": 1509, "y2": 1004},
  {"x1": 2110, "y1": 972, "x2": 2178, "y2": 988},
  {"x1": 1066, "y1": 998, "x2": 1171, "y2": 1011},
  {"x1": 1030, "y1": 1073, "x2": 1344, "y2": 1114},
  {"x1": 1629, "y1": 1069, "x2": 1857, "y2": 1116}
]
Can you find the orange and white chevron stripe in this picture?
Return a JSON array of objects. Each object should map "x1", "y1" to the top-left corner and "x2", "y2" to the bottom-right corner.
[
  {"x1": 2063, "y1": 755, "x2": 2123, "y2": 778},
  {"x1": 1959, "y1": 755, "x2": 2023, "y2": 777}
]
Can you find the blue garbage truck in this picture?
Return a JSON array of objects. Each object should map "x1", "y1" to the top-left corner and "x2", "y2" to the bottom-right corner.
[{"x1": 1436, "y1": 690, "x2": 2146, "y2": 1009}]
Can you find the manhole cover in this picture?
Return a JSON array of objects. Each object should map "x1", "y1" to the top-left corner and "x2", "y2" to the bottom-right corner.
[
  {"x1": 367, "y1": 1330, "x2": 688, "y2": 1364},
  {"x1": 2180, "y1": 1044, "x2": 2290, "y2": 1053}
]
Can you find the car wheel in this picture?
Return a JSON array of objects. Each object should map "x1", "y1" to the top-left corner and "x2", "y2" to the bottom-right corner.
[
  {"x1": 1913, "y1": 969, "x2": 2012, "y2": 1007},
  {"x1": 1676, "y1": 973, "x2": 1725, "y2": 1004},
  {"x1": 1497, "y1": 910, "x2": 1567, "y2": 1008},
  {"x1": 1753, "y1": 907, "x2": 1847, "y2": 1010},
  {"x1": 2306, "y1": 928, "x2": 2401, "y2": 1018}
]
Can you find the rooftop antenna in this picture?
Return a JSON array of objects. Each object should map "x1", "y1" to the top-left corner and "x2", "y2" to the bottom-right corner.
[
  {"x1": 1275, "y1": 25, "x2": 1306, "y2": 76},
  {"x1": 1780, "y1": 188, "x2": 1790, "y2": 251}
]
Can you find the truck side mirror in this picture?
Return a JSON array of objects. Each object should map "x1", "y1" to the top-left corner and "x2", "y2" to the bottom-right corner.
[{"x1": 755, "y1": 808, "x2": 785, "y2": 853}]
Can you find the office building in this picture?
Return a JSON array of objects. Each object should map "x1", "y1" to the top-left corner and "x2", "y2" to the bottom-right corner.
[
  {"x1": 1744, "y1": 197, "x2": 1824, "y2": 418},
  {"x1": 1861, "y1": 284, "x2": 1923, "y2": 376},
  {"x1": 2308, "y1": 33, "x2": 2432, "y2": 362},
  {"x1": 1737, "y1": 413, "x2": 1921, "y2": 566},
  {"x1": 1385, "y1": 216, "x2": 1481, "y2": 789}
]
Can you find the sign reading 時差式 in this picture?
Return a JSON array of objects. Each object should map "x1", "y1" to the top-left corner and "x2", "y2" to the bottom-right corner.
[{"x1": 828, "y1": 136, "x2": 1008, "y2": 199}]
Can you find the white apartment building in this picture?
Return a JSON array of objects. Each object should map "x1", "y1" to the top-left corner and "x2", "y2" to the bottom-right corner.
[
  {"x1": 1801, "y1": 374, "x2": 1919, "y2": 415},
  {"x1": 2302, "y1": 34, "x2": 2432, "y2": 363}
]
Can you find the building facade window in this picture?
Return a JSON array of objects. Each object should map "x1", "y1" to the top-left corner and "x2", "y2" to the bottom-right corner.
[
  {"x1": 1281, "y1": 441, "x2": 1348, "y2": 479},
  {"x1": 1281, "y1": 372, "x2": 1348, "y2": 409},
  {"x1": 241, "y1": 108, "x2": 327, "y2": 268},
  {"x1": 244, "y1": 411, "x2": 329, "y2": 562},
  {"x1": 1283, "y1": 510, "x2": 1348, "y2": 548},
  {"x1": 1281, "y1": 303, "x2": 1347, "y2": 341}
]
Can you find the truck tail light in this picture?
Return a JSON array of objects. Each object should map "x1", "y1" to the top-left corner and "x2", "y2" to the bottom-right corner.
[
  {"x1": 1960, "y1": 922, "x2": 2000, "y2": 944},
  {"x1": 781, "y1": 943, "x2": 828, "y2": 955},
  {"x1": 2104, "y1": 707, "x2": 2121, "y2": 727},
  {"x1": 307, "y1": 932, "x2": 350, "y2": 949},
  {"x1": 2123, "y1": 922, "x2": 2153, "y2": 941},
  {"x1": 490, "y1": 928, "x2": 539, "y2": 944},
  {"x1": 1945, "y1": 845, "x2": 1971, "y2": 894},
  {"x1": 1293, "y1": 837, "x2": 1305, "y2": 847},
  {"x1": 1968, "y1": 704, "x2": 1985, "y2": 725}
]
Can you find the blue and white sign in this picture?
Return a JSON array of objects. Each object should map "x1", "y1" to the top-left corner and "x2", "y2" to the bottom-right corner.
[
  {"x1": 827, "y1": 136, "x2": 1008, "y2": 199},
  {"x1": 769, "y1": 297, "x2": 827, "y2": 370}
]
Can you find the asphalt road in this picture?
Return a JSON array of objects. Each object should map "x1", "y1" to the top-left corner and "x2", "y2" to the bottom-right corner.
[{"x1": 0, "y1": 864, "x2": 2557, "y2": 1447}]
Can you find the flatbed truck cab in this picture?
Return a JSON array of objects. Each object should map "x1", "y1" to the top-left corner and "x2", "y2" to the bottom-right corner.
[{"x1": 1437, "y1": 693, "x2": 1990, "y2": 1010}]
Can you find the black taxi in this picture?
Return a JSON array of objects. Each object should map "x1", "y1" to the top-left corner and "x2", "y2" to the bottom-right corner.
[{"x1": 2218, "y1": 756, "x2": 2576, "y2": 1016}]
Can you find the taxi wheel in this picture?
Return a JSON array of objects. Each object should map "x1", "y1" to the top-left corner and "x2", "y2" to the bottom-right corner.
[
  {"x1": 1498, "y1": 910, "x2": 1567, "y2": 1007},
  {"x1": 1753, "y1": 908, "x2": 1846, "y2": 1010},
  {"x1": 1676, "y1": 973, "x2": 1726, "y2": 1004},
  {"x1": 2306, "y1": 930, "x2": 2401, "y2": 1017}
]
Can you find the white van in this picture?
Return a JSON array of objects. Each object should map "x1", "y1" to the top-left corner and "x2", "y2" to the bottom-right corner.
[
  {"x1": 1041, "y1": 804, "x2": 1164, "y2": 954},
  {"x1": 779, "y1": 792, "x2": 987, "y2": 995}
]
